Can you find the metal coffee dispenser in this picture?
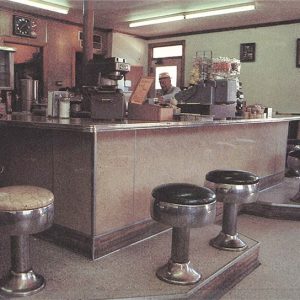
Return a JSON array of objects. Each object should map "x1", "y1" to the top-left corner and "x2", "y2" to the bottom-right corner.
[
  {"x1": 83, "y1": 57, "x2": 130, "y2": 120},
  {"x1": 176, "y1": 54, "x2": 240, "y2": 119},
  {"x1": 175, "y1": 79, "x2": 238, "y2": 119}
]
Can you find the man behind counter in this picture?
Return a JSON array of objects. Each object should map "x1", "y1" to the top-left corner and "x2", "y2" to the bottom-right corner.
[{"x1": 157, "y1": 72, "x2": 181, "y2": 106}]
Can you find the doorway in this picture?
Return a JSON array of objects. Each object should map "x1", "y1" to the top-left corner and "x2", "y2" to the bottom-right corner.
[{"x1": 148, "y1": 41, "x2": 185, "y2": 96}]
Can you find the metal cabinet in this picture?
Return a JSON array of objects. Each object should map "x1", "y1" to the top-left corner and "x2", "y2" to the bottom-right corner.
[{"x1": 0, "y1": 46, "x2": 15, "y2": 90}]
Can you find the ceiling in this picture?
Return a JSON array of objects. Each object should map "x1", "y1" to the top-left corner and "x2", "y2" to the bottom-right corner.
[{"x1": 1, "y1": 0, "x2": 300, "y2": 39}]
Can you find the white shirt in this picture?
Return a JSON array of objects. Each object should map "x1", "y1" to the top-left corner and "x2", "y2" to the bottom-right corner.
[{"x1": 159, "y1": 86, "x2": 181, "y2": 105}]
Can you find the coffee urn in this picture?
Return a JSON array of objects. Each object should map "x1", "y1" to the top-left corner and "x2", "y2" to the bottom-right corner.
[{"x1": 20, "y1": 79, "x2": 39, "y2": 112}]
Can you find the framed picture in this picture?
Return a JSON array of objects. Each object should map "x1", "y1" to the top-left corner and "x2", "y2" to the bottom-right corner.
[
  {"x1": 296, "y1": 39, "x2": 300, "y2": 67},
  {"x1": 240, "y1": 43, "x2": 256, "y2": 62}
]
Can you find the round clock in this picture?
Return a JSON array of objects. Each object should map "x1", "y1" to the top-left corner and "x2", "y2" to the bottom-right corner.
[{"x1": 13, "y1": 15, "x2": 33, "y2": 38}]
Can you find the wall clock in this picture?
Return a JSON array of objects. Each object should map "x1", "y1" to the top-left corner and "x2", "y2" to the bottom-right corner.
[{"x1": 13, "y1": 15, "x2": 36, "y2": 38}]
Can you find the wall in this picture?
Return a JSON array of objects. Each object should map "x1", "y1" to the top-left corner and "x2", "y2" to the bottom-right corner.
[
  {"x1": 111, "y1": 32, "x2": 148, "y2": 73},
  {"x1": 148, "y1": 23, "x2": 300, "y2": 113}
]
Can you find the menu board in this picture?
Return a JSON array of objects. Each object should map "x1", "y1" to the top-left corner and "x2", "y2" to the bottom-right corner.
[{"x1": 129, "y1": 76, "x2": 154, "y2": 104}]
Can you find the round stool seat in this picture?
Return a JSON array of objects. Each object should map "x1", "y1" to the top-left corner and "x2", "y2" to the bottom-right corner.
[
  {"x1": 151, "y1": 183, "x2": 216, "y2": 228},
  {"x1": 205, "y1": 170, "x2": 259, "y2": 204},
  {"x1": 205, "y1": 170, "x2": 259, "y2": 185},
  {"x1": 0, "y1": 185, "x2": 54, "y2": 211},
  {"x1": 0, "y1": 186, "x2": 54, "y2": 236}
]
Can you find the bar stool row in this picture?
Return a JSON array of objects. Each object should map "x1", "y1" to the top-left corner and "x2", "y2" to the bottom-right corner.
[
  {"x1": 0, "y1": 168, "x2": 259, "y2": 297},
  {"x1": 151, "y1": 169, "x2": 259, "y2": 285}
]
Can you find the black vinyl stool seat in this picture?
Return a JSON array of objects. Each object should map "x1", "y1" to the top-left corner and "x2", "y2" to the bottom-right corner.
[
  {"x1": 0, "y1": 185, "x2": 54, "y2": 297},
  {"x1": 205, "y1": 170, "x2": 259, "y2": 251},
  {"x1": 151, "y1": 183, "x2": 216, "y2": 285},
  {"x1": 287, "y1": 149, "x2": 300, "y2": 203}
]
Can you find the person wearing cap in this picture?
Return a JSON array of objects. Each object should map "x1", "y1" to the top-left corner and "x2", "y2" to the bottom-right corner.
[{"x1": 157, "y1": 72, "x2": 181, "y2": 106}]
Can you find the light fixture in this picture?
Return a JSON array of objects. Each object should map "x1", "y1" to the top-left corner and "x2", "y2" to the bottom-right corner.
[
  {"x1": 185, "y1": 3, "x2": 256, "y2": 19},
  {"x1": 8, "y1": 0, "x2": 69, "y2": 14},
  {"x1": 129, "y1": 2, "x2": 255, "y2": 27},
  {"x1": 129, "y1": 15, "x2": 184, "y2": 28}
]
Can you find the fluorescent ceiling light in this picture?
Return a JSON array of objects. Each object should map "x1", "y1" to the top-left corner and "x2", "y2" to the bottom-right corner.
[
  {"x1": 129, "y1": 15, "x2": 184, "y2": 27},
  {"x1": 185, "y1": 4, "x2": 255, "y2": 19},
  {"x1": 8, "y1": 0, "x2": 69, "y2": 14}
]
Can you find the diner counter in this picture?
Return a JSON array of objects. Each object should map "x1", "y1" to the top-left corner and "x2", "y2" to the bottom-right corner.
[
  {"x1": 0, "y1": 112, "x2": 298, "y2": 259},
  {"x1": 0, "y1": 113, "x2": 300, "y2": 132}
]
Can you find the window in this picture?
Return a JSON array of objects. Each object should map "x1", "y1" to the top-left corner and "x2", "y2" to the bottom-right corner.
[{"x1": 153, "y1": 45, "x2": 183, "y2": 58}]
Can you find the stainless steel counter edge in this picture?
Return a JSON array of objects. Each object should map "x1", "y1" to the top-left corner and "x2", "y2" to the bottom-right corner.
[{"x1": 1, "y1": 114, "x2": 300, "y2": 133}]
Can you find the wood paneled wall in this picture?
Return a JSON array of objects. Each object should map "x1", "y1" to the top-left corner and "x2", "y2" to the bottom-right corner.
[{"x1": 0, "y1": 8, "x2": 109, "y2": 95}]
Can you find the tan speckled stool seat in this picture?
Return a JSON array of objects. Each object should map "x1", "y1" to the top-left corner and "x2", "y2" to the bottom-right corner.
[{"x1": 0, "y1": 185, "x2": 54, "y2": 297}]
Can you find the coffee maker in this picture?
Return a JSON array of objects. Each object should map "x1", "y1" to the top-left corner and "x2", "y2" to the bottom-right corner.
[{"x1": 83, "y1": 57, "x2": 130, "y2": 120}]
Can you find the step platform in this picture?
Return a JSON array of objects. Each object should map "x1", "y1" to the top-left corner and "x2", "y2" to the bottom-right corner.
[
  {"x1": 0, "y1": 224, "x2": 260, "y2": 299},
  {"x1": 242, "y1": 177, "x2": 300, "y2": 221}
]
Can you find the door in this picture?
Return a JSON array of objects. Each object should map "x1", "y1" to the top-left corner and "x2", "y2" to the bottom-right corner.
[{"x1": 148, "y1": 41, "x2": 185, "y2": 97}]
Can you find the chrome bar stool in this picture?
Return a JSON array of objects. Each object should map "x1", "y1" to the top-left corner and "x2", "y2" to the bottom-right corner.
[
  {"x1": 151, "y1": 183, "x2": 216, "y2": 285},
  {"x1": 205, "y1": 170, "x2": 259, "y2": 251},
  {"x1": 287, "y1": 149, "x2": 300, "y2": 203},
  {"x1": 0, "y1": 185, "x2": 54, "y2": 297}
]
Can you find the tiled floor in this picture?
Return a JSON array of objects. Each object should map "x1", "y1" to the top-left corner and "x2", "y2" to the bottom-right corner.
[{"x1": 0, "y1": 178, "x2": 299, "y2": 299}]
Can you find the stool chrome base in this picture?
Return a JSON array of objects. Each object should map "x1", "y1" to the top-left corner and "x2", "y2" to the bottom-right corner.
[
  {"x1": 156, "y1": 260, "x2": 201, "y2": 285},
  {"x1": 210, "y1": 232, "x2": 247, "y2": 251},
  {"x1": 0, "y1": 269, "x2": 45, "y2": 297},
  {"x1": 290, "y1": 191, "x2": 300, "y2": 203}
]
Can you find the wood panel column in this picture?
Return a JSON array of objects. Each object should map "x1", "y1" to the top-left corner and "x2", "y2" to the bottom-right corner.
[{"x1": 82, "y1": 0, "x2": 94, "y2": 85}]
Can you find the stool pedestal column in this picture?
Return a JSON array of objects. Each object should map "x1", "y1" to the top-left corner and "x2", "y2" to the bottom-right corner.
[
  {"x1": 210, "y1": 202, "x2": 247, "y2": 251},
  {"x1": 156, "y1": 227, "x2": 201, "y2": 285},
  {"x1": 0, "y1": 235, "x2": 45, "y2": 297}
]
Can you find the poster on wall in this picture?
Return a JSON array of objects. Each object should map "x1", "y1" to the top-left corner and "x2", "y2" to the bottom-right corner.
[{"x1": 240, "y1": 43, "x2": 256, "y2": 62}]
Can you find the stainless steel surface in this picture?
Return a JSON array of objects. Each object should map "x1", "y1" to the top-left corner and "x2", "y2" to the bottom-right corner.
[
  {"x1": 0, "y1": 269, "x2": 45, "y2": 297},
  {"x1": 33, "y1": 80, "x2": 39, "y2": 104},
  {"x1": 11, "y1": 236, "x2": 30, "y2": 273},
  {"x1": 0, "y1": 203, "x2": 54, "y2": 235},
  {"x1": 287, "y1": 154, "x2": 300, "y2": 203},
  {"x1": 151, "y1": 199, "x2": 216, "y2": 228},
  {"x1": 20, "y1": 79, "x2": 33, "y2": 112},
  {"x1": 204, "y1": 181, "x2": 259, "y2": 204},
  {"x1": 176, "y1": 79, "x2": 237, "y2": 105},
  {"x1": 171, "y1": 227, "x2": 190, "y2": 264},
  {"x1": 209, "y1": 232, "x2": 247, "y2": 251},
  {"x1": 156, "y1": 260, "x2": 201, "y2": 285},
  {"x1": 205, "y1": 177, "x2": 259, "y2": 251},
  {"x1": 90, "y1": 92, "x2": 125, "y2": 120},
  {"x1": 0, "y1": 113, "x2": 299, "y2": 133}
]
